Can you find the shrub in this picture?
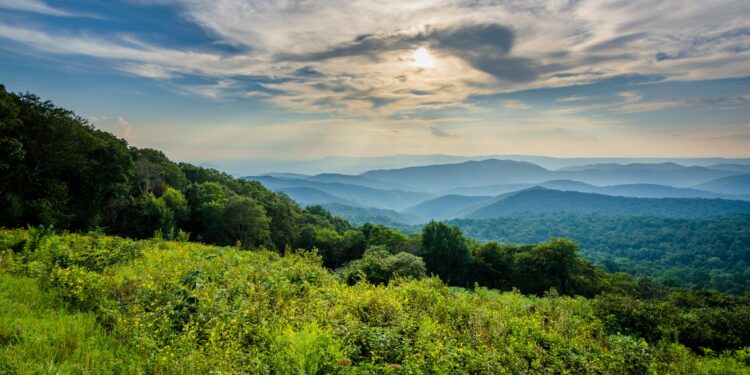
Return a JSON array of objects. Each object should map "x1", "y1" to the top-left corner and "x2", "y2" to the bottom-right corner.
[{"x1": 338, "y1": 246, "x2": 426, "y2": 285}]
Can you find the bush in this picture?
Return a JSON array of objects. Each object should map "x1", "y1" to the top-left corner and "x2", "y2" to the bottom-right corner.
[{"x1": 338, "y1": 246, "x2": 426, "y2": 285}]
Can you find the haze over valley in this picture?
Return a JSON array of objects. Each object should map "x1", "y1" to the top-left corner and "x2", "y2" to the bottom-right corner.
[{"x1": 246, "y1": 157, "x2": 750, "y2": 224}]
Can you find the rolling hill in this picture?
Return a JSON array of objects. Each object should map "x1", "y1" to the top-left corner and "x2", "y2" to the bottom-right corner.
[
  {"x1": 359, "y1": 159, "x2": 739, "y2": 191},
  {"x1": 465, "y1": 187, "x2": 750, "y2": 219},
  {"x1": 275, "y1": 187, "x2": 360, "y2": 207},
  {"x1": 404, "y1": 195, "x2": 495, "y2": 220},
  {"x1": 695, "y1": 174, "x2": 750, "y2": 195},
  {"x1": 321, "y1": 202, "x2": 423, "y2": 227},
  {"x1": 557, "y1": 164, "x2": 736, "y2": 187},
  {"x1": 361, "y1": 159, "x2": 552, "y2": 191},
  {"x1": 245, "y1": 175, "x2": 433, "y2": 210}
]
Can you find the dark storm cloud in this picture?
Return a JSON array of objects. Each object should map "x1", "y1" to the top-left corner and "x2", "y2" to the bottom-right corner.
[{"x1": 278, "y1": 23, "x2": 546, "y2": 83}]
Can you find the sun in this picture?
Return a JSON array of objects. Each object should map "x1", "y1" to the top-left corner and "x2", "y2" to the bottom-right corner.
[{"x1": 411, "y1": 47, "x2": 436, "y2": 69}]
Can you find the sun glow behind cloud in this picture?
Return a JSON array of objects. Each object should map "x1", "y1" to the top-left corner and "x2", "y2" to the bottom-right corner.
[
  {"x1": 411, "y1": 47, "x2": 436, "y2": 69},
  {"x1": 0, "y1": 0, "x2": 749, "y2": 160}
]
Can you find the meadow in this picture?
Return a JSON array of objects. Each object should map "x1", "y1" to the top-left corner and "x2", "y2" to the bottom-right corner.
[{"x1": 1, "y1": 228, "x2": 749, "y2": 374}]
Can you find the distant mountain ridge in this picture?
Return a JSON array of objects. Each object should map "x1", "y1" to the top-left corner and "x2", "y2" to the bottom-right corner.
[
  {"x1": 362, "y1": 159, "x2": 552, "y2": 191},
  {"x1": 246, "y1": 159, "x2": 750, "y2": 225},
  {"x1": 245, "y1": 175, "x2": 433, "y2": 210},
  {"x1": 466, "y1": 187, "x2": 750, "y2": 219},
  {"x1": 695, "y1": 175, "x2": 750, "y2": 195},
  {"x1": 360, "y1": 159, "x2": 740, "y2": 191},
  {"x1": 404, "y1": 195, "x2": 495, "y2": 220},
  {"x1": 204, "y1": 154, "x2": 750, "y2": 175}
]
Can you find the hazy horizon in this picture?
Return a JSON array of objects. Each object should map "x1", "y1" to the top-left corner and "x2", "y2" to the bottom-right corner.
[{"x1": 189, "y1": 154, "x2": 750, "y2": 176}]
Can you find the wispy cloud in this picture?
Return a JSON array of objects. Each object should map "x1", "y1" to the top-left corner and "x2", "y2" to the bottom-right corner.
[
  {"x1": 0, "y1": 0, "x2": 73, "y2": 16},
  {"x1": 503, "y1": 100, "x2": 530, "y2": 110},
  {"x1": 1, "y1": 0, "x2": 749, "y2": 116},
  {"x1": 178, "y1": 79, "x2": 239, "y2": 99},
  {"x1": 0, "y1": 0, "x2": 101, "y2": 18},
  {"x1": 431, "y1": 125, "x2": 455, "y2": 137},
  {"x1": 552, "y1": 93, "x2": 750, "y2": 115},
  {"x1": 556, "y1": 95, "x2": 590, "y2": 103}
]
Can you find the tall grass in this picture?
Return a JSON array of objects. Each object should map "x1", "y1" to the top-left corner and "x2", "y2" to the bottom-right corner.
[{"x1": 1, "y1": 228, "x2": 749, "y2": 374}]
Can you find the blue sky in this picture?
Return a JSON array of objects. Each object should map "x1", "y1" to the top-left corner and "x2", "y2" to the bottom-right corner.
[{"x1": 1, "y1": 0, "x2": 749, "y2": 163}]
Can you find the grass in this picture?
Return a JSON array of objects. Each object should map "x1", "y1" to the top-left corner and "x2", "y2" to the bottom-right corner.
[
  {"x1": 0, "y1": 229, "x2": 749, "y2": 374},
  {"x1": 0, "y1": 274, "x2": 146, "y2": 374}
]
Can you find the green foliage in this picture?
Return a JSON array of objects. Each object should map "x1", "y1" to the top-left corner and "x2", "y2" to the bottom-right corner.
[
  {"x1": 0, "y1": 86, "x2": 134, "y2": 230},
  {"x1": 338, "y1": 246, "x2": 426, "y2": 285},
  {"x1": 452, "y1": 213, "x2": 750, "y2": 294},
  {"x1": 361, "y1": 223, "x2": 421, "y2": 254},
  {"x1": 271, "y1": 323, "x2": 344, "y2": 375},
  {"x1": 420, "y1": 221, "x2": 470, "y2": 285},
  {"x1": 0, "y1": 274, "x2": 147, "y2": 374},
  {"x1": 3, "y1": 85, "x2": 750, "y2": 372},
  {"x1": 222, "y1": 196, "x2": 272, "y2": 249},
  {"x1": 470, "y1": 239, "x2": 603, "y2": 296},
  {"x1": 594, "y1": 291, "x2": 750, "y2": 352},
  {"x1": 0, "y1": 85, "x2": 356, "y2": 253},
  {"x1": 2, "y1": 229, "x2": 748, "y2": 373}
]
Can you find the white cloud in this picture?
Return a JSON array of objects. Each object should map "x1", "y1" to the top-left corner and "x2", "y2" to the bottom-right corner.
[
  {"x1": 178, "y1": 79, "x2": 239, "y2": 99},
  {"x1": 556, "y1": 95, "x2": 589, "y2": 102},
  {"x1": 503, "y1": 100, "x2": 530, "y2": 110},
  {"x1": 118, "y1": 63, "x2": 178, "y2": 79},
  {"x1": 617, "y1": 92, "x2": 643, "y2": 103},
  {"x1": 117, "y1": 117, "x2": 134, "y2": 139},
  {"x1": 0, "y1": 0, "x2": 73, "y2": 16}
]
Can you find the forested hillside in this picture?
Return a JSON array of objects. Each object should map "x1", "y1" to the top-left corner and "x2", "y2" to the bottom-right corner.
[
  {"x1": 0, "y1": 85, "x2": 364, "y2": 254},
  {"x1": 465, "y1": 188, "x2": 750, "y2": 219},
  {"x1": 453, "y1": 213, "x2": 750, "y2": 294}
]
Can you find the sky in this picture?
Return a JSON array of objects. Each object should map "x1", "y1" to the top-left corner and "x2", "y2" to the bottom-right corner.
[{"x1": 1, "y1": 0, "x2": 750, "y2": 165}]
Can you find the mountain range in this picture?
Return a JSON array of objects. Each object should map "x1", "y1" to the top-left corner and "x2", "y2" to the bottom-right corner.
[
  {"x1": 206, "y1": 154, "x2": 750, "y2": 175},
  {"x1": 244, "y1": 158, "x2": 750, "y2": 225}
]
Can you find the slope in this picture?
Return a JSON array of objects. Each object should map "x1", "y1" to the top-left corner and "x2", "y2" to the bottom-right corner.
[
  {"x1": 466, "y1": 187, "x2": 750, "y2": 219},
  {"x1": 696, "y1": 174, "x2": 750, "y2": 195}
]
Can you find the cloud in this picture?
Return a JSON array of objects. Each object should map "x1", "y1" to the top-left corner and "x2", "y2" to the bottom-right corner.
[
  {"x1": 552, "y1": 91, "x2": 750, "y2": 115},
  {"x1": 178, "y1": 79, "x2": 239, "y2": 99},
  {"x1": 118, "y1": 63, "x2": 178, "y2": 79},
  {"x1": 618, "y1": 92, "x2": 642, "y2": 103},
  {"x1": 0, "y1": 0, "x2": 73, "y2": 16},
  {"x1": 585, "y1": 33, "x2": 648, "y2": 52},
  {"x1": 431, "y1": 125, "x2": 454, "y2": 137},
  {"x1": 691, "y1": 96, "x2": 750, "y2": 109},
  {"x1": 1, "y1": 0, "x2": 750, "y2": 115},
  {"x1": 615, "y1": 100, "x2": 682, "y2": 113},
  {"x1": 281, "y1": 23, "x2": 542, "y2": 83},
  {"x1": 556, "y1": 95, "x2": 589, "y2": 102},
  {"x1": 91, "y1": 116, "x2": 135, "y2": 141},
  {"x1": 503, "y1": 100, "x2": 530, "y2": 110},
  {"x1": 117, "y1": 117, "x2": 134, "y2": 139}
]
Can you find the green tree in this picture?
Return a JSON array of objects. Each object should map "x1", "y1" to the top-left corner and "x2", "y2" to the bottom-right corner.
[
  {"x1": 0, "y1": 86, "x2": 134, "y2": 230},
  {"x1": 221, "y1": 196, "x2": 271, "y2": 249},
  {"x1": 420, "y1": 221, "x2": 470, "y2": 285}
]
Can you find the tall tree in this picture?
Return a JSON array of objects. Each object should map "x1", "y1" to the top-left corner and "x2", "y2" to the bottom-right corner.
[
  {"x1": 0, "y1": 86, "x2": 134, "y2": 229},
  {"x1": 420, "y1": 221, "x2": 470, "y2": 285}
]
